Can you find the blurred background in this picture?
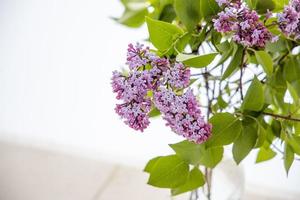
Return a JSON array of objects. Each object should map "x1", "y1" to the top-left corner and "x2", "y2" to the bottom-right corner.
[{"x1": 0, "y1": 0, "x2": 299, "y2": 199}]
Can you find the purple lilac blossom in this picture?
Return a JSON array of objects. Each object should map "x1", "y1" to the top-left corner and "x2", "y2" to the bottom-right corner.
[
  {"x1": 126, "y1": 43, "x2": 157, "y2": 70},
  {"x1": 154, "y1": 88, "x2": 212, "y2": 144},
  {"x1": 115, "y1": 100, "x2": 151, "y2": 132},
  {"x1": 216, "y1": 0, "x2": 230, "y2": 6},
  {"x1": 163, "y1": 62, "x2": 191, "y2": 89},
  {"x1": 213, "y1": 0, "x2": 275, "y2": 48},
  {"x1": 278, "y1": 1, "x2": 300, "y2": 39},
  {"x1": 112, "y1": 70, "x2": 153, "y2": 131},
  {"x1": 112, "y1": 43, "x2": 195, "y2": 135},
  {"x1": 266, "y1": 9, "x2": 273, "y2": 20},
  {"x1": 234, "y1": 9, "x2": 274, "y2": 47},
  {"x1": 292, "y1": 0, "x2": 300, "y2": 11},
  {"x1": 213, "y1": 7, "x2": 238, "y2": 32}
]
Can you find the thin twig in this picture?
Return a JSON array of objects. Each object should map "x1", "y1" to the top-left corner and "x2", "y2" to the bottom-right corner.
[
  {"x1": 271, "y1": 143, "x2": 284, "y2": 154},
  {"x1": 271, "y1": 142, "x2": 300, "y2": 161},
  {"x1": 262, "y1": 112, "x2": 300, "y2": 122},
  {"x1": 204, "y1": 71, "x2": 212, "y2": 119},
  {"x1": 189, "y1": 191, "x2": 194, "y2": 200},
  {"x1": 239, "y1": 66, "x2": 244, "y2": 101},
  {"x1": 239, "y1": 48, "x2": 247, "y2": 100},
  {"x1": 191, "y1": 72, "x2": 211, "y2": 77}
]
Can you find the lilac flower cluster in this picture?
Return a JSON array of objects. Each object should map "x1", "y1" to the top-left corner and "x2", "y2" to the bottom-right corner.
[
  {"x1": 215, "y1": 0, "x2": 230, "y2": 6},
  {"x1": 112, "y1": 70, "x2": 152, "y2": 131},
  {"x1": 154, "y1": 88, "x2": 212, "y2": 144},
  {"x1": 278, "y1": 0, "x2": 300, "y2": 39},
  {"x1": 163, "y1": 62, "x2": 191, "y2": 89},
  {"x1": 111, "y1": 43, "x2": 211, "y2": 143},
  {"x1": 213, "y1": 0, "x2": 275, "y2": 48}
]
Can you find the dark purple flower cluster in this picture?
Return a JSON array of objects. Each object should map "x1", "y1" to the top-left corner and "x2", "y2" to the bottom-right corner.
[
  {"x1": 278, "y1": 0, "x2": 300, "y2": 39},
  {"x1": 213, "y1": 0, "x2": 276, "y2": 48},
  {"x1": 112, "y1": 43, "x2": 211, "y2": 143}
]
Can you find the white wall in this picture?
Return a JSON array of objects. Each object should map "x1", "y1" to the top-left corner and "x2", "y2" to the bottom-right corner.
[{"x1": 0, "y1": 0, "x2": 299, "y2": 195}]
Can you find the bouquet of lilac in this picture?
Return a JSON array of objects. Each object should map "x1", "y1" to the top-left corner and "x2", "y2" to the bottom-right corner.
[{"x1": 112, "y1": 0, "x2": 300, "y2": 199}]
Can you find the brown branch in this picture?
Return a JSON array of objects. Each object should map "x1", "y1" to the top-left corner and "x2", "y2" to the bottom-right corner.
[
  {"x1": 262, "y1": 112, "x2": 300, "y2": 122},
  {"x1": 239, "y1": 48, "x2": 247, "y2": 101},
  {"x1": 239, "y1": 66, "x2": 244, "y2": 101}
]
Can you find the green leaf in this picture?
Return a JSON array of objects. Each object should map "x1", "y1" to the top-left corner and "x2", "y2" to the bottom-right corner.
[
  {"x1": 217, "y1": 96, "x2": 228, "y2": 109},
  {"x1": 169, "y1": 140, "x2": 202, "y2": 165},
  {"x1": 170, "y1": 140, "x2": 223, "y2": 167},
  {"x1": 271, "y1": 119, "x2": 282, "y2": 138},
  {"x1": 190, "y1": 26, "x2": 207, "y2": 51},
  {"x1": 144, "y1": 156, "x2": 161, "y2": 173},
  {"x1": 206, "y1": 113, "x2": 242, "y2": 147},
  {"x1": 148, "y1": 155, "x2": 189, "y2": 188},
  {"x1": 121, "y1": 0, "x2": 148, "y2": 10},
  {"x1": 171, "y1": 167, "x2": 205, "y2": 196},
  {"x1": 200, "y1": 0, "x2": 220, "y2": 19},
  {"x1": 283, "y1": 57, "x2": 300, "y2": 83},
  {"x1": 255, "y1": 51, "x2": 273, "y2": 77},
  {"x1": 215, "y1": 41, "x2": 233, "y2": 67},
  {"x1": 222, "y1": 45, "x2": 244, "y2": 80},
  {"x1": 198, "y1": 146, "x2": 224, "y2": 168},
  {"x1": 211, "y1": 29, "x2": 222, "y2": 46},
  {"x1": 290, "y1": 80, "x2": 300, "y2": 98},
  {"x1": 176, "y1": 53, "x2": 218, "y2": 68},
  {"x1": 286, "y1": 135, "x2": 300, "y2": 155},
  {"x1": 149, "y1": 108, "x2": 161, "y2": 118},
  {"x1": 287, "y1": 82, "x2": 299, "y2": 105},
  {"x1": 256, "y1": 146, "x2": 277, "y2": 163},
  {"x1": 274, "y1": 0, "x2": 290, "y2": 11},
  {"x1": 233, "y1": 123, "x2": 258, "y2": 164},
  {"x1": 174, "y1": 0, "x2": 200, "y2": 32},
  {"x1": 255, "y1": 0, "x2": 276, "y2": 14},
  {"x1": 266, "y1": 37, "x2": 288, "y2": 53},
  {"x1": 175, "y1": 32, "x2": 191, "y2": 53},
  {"x1": 159, "y1": 4, "x2": 177, "y2": 23},
  {"x1": 145, "y1": 16, "x2": 183, "y2": 53},
  {"x1": 116, "y1": 8, "x2": 148, "y2": 28},
  {"x1": 242, "y1": 77, "x2": 265, "y2": 112},
  {"x1": 246, "y1": 0, "x2": 258, "y2": 9},
  {"x1": 284, "y1": 143, "x2": 294, "y2": 175},
  {"x1": 255, "y1": 122, "x2": 267, "y2": 148},
  {"x1": 268, "y1": 67, "x2": 287, "y2": 107}
]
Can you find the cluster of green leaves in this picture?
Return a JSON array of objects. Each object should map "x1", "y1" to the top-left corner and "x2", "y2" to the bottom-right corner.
[
  {"x1": 116, "y1": 0, "x2": 300, "y2": 196},
  {"x1": 144, "y1": 140, "x2": 222, "y2": 195}
]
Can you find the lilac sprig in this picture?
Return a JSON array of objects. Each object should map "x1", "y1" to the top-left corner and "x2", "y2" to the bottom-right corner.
[
  {"x1": 163, "y1": 62, "x2": 191, "y2": 89},
  {"x1": 112, "y1": 70, "x2": 153, "y2": 131},
  {"x1": 112, "y1": 43, "x2": 211, "y2": 143},
  {"x1": 278, "y1": 0, "x2": 300, "y2": 39},
  {"x1": 154, "y1": 88, "x2": 212, "y2": 144},
  {"x1": 213, "y1": 0, "x2": 276, "y2": 48},
  {"x1": 215, "y1": 0, "x2": 230, "y2": 6}
]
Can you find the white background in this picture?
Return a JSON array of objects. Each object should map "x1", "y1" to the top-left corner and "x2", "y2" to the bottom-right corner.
[{"x1": 0, "y1": 0, "x2": 299, "y2": 195}]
